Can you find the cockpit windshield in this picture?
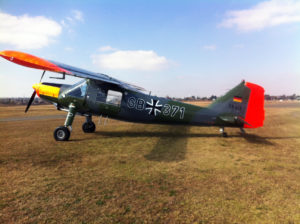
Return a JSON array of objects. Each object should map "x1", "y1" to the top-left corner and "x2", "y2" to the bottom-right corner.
[{"x1": 67, "y1": 80, "x2": 87, "y2": 98}]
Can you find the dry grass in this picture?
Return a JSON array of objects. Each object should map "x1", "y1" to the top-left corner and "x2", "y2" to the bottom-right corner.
[
  {"x1": 0, "y1": 102, "x2": 299, "y2": 223},
  {"x1": 0, "y1": 105, "x2": 64, "y2": 118}
]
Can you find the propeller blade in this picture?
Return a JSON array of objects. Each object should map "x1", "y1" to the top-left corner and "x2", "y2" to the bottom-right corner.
[
  {"x1": 25, "y1": 90, "x2": 36, "y2": 113},
  {"x1": 40, "y1": 70, "x2": 45, "y2": 82}
]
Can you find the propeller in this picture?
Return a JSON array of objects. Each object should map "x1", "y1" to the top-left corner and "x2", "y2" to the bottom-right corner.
[
  {"x1": 25, "y1": 70, "x2": 45, "y2": 113},
  {"x1": 25, "y1": 90, "x2": 36, "y2": 113},
  {"x1": 40, "y1": 70, "x2": 46, "y2": 82}
]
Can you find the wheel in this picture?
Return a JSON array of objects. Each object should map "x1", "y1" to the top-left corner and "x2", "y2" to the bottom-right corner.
[
  {"x1": 82, "y1": 121, "x2": 96, "y2": 133},
  {"x1": 222, "y1": 132, "x2": 228, "y2": 137},
  {"x1": 54, "y1": 126, "x2": 70, "y2": 141}
]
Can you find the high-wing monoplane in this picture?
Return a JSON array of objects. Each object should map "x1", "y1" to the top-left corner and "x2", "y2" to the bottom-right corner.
[{"x1": 0, "y1": 50, "x2": 265, "y2": 141}]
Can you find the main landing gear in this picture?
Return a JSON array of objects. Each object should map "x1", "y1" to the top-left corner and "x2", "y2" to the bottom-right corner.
[
  {"x1": 219, "y1": 127, "x2": 228, "y2": 137},
  {"x1": 54, "y1": 104, "x2": 96, "y2": 141},
  {"x1": 54, "y1": 103, "x2": 76, "y2": 141},
  {"x1": 82, "y1": 116, "x2": 96, "y2": 133}
]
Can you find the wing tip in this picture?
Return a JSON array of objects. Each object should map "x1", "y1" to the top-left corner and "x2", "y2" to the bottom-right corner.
[{"x1": 0, "y1": 50, "x2": 71, "y2": 74}]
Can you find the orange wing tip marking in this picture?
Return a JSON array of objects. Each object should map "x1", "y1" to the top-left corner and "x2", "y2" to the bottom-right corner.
[{"x1": 0, "y1": 50, "x2": 72, "y2": 74}]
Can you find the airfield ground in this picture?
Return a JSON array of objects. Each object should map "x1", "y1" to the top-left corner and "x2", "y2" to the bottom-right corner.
[{"x1": 0, "y1": 102, "x2": 299, "y2": 223}]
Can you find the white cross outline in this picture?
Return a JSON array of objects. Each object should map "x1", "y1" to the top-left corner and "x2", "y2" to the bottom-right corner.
[{"x1": 145, "y1": 99, "x2": 162, "y2": 116}]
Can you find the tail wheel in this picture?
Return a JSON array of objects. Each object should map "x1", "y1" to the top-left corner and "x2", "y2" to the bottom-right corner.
[
  {"x1": 82, "y1": 122, "x2": 96, "y2": 133},
  {"x1": 219, "y1": 127, "x2": 228, "y2": 137},
  {"x1": 222, "y1": 132, "x2": 228, "y2": 137},
  {"x1": 54, "y1": 126, "x2": 70, "y2": 141}
]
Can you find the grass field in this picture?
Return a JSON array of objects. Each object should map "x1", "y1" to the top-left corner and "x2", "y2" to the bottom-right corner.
[{"x1": 0, "y1": 102, "x2": 299, "y2": 223}]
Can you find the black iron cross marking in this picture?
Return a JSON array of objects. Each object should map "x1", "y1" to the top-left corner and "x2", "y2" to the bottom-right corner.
[{"x1": 145, "y1": 99, "x2": 162, "y2": 116}]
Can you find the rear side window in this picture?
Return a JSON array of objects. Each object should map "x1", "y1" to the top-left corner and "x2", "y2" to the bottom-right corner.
[{"x1": 106, "y1": 90, "x2": 122, "y2": 106}]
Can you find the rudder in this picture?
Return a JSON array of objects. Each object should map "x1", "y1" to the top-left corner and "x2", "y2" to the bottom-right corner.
[{"x1": 243, "y1": 82, "x2": 265, "y2": 128}]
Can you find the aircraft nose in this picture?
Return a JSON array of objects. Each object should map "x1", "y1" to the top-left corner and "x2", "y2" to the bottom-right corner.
[
  {"x1": 32, "y1": 83, "x2": 41, "y2": 96},
  {"x1": 32, "y1": 83, "x2": 60, "y2": 98}
]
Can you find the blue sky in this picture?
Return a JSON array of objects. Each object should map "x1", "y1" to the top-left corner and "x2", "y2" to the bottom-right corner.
[{"x1": 0, "y1": 0, "x2": 299, "y2": 97}]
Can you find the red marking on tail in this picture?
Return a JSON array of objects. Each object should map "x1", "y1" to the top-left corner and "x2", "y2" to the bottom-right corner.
[{"x1": 244, "y1": 82, "x2": 265, "y2": 128}]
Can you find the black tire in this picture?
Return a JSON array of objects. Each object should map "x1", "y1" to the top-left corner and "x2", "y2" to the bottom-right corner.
[
  {"x1": 82, "y1": 122, "x2": 96, "y2": 133},
  {"x1": 54, "y1": 126, "x2": 70, "y2": 141}
]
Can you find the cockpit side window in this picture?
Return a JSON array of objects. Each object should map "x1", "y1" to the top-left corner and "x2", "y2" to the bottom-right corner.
[
  {"x1": 67, "y1": 80, "x2": 87, "y2": 98},
  {"x1": 80, "y1": 84, "x2": 87, "y2": 97}
]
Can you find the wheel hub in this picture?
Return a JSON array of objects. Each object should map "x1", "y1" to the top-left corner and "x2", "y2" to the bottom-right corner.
[{"x1": 57, "y1": 130, "x2": 65, "y2": 139}]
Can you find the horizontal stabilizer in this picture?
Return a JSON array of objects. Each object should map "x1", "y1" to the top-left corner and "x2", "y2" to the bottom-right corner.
[{"x1": 218, "y1": 115, "x2": 254, "y2": 127}]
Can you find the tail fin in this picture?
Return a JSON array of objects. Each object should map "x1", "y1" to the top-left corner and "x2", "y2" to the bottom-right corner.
[
  {"x1": 243, "y1": 82, "x2": 265, "y2": 128},
  {"x1": 210, "y1": 81, "x2": 265, "y2": 128}
]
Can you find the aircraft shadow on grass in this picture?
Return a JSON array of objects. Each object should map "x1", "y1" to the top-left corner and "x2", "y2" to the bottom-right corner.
[
  {"x1": 241, "y1": 133, "x2": 275, "y2": 146},
  {"x1": 93, "y1": 126, "x2": 285, "y2": 162},
  {"x1": 94, "y1": 126, "x2": 190, "y2": 162},
  {"x1": 144, "y1": 126, "x2": 190, "y2": 162}
]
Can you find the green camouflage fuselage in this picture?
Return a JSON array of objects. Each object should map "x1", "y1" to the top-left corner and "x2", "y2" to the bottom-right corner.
[{"x1": 41, "y1": 79, "x2": 249, "y2": 128}]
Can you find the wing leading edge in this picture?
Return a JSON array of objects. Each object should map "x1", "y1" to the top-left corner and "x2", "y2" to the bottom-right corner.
[{"x1": 0, "y1": 50, "x2": 145, "y2": 92}]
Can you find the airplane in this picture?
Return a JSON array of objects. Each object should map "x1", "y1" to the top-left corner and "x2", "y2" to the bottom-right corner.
[{"x1": 0, "y1": 50, "x2": 265, "y2": 141}]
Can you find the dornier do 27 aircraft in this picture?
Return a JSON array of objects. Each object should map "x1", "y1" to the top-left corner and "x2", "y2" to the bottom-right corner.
[{"x1": 0, "y1": 50, "x2": 264, "y2": 141}]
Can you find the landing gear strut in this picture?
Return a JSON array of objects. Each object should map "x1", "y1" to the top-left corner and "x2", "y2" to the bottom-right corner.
[
  {"x1": 54, "y1": 103, "x2": 76, "y2": 141},
  {"x1": 219, "y1": 127, "x2": 228, "y2": 137},
  {"x1": 82, "y1": 116, "x2": 96, "y2": 133},
  {"x1": 240, "y1": 127, "x2": 246, "y2": 134}
]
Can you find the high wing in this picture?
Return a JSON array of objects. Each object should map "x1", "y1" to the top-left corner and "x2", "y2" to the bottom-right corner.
[{"x1": 0, "y1": 50, "x2": 146, "y2": 92}]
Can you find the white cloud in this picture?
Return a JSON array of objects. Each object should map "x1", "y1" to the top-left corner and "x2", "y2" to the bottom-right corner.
[
  {"x1": 220, "y1": 0, "x2": 300, "y2": 32},
  {"x1": 98, "y1": 45, "x2": 118, "y2": 52},
  {"x1": 203, "y1": 45, "x2": 216, "y2": 50},
  {"x1": 61, "y1": 19, "x2": 67, "y2": 27},
  {"x1": 92, "y1": 49, "x2": 169, "y2": 71},
  {"x1": 60, "y1": 9, "x2": 84, "y2": 33},
  {"x1": 71, "y1": 10, "x2": 84, "y2": 22},
  {"x1": 64, "y1": 47, "x2": 73, "y2": 52},
  {"x1": 66, "y1": 17, "x2": 73, "y2": 23},
  {"x1": 0, "y1": 12, "x2": 62, "y2": 49}
]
